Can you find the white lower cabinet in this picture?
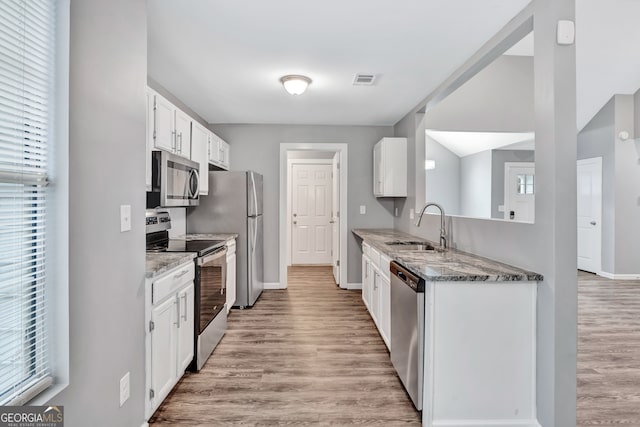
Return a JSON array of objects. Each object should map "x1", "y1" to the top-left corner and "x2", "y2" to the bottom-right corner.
[
  {"x1": 146, "y1": 261, "x2": 195, "y2": 419},
  {"x1": 226, "y1": 239, "x2": 237, "y2": 313},
  {"x1": 360, "y1": 243, "x2": 391, "y2": 350},
  {"x1": 150, "y1": 296, "x2": 177, "y2": 406}
]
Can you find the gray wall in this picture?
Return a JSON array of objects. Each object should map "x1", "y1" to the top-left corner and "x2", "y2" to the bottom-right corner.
[
  {"x1": 491, "y1": 149, "x2": 535, "y2": 219},
  {"x1": 425, "y1": 55, "x2": 534, "y2": 132},
  {"x1": 209, "y1": 124, "x2": 395, "y2": 284},
  {"x1": 393, "y1": 2, "x2": 577, "y2": 425},
  {"x1": 577, "y1": 98, "x2": 616, "y2": 273},
  {"x1": 51, "y1": 1, "x2": 147, "y2": 426},
  {"x1": 425, "y1": 136, "x2": 460, "y2": 215},
  {"x1": 460, "y1": 150, "x2": 492, "y2": 218}
]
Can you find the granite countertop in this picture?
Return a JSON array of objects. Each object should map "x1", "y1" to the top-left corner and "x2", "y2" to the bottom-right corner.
[
  {"x1": 180, "y1": 233, "x2": 239, "y2": 242},
  {"x1": 352, "y1": 228, "x2": 543, "y2": 283},
  {"x1": 146, "y1": 252, "x2": 197, "y2": 279}
]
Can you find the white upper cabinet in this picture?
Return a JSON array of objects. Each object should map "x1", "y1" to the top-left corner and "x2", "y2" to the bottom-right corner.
[
  {"x1": 191, "y1": 122, "x2": 210, "y2": 195},
  {"x1": 208, "y1": 132, "x2": 230, "y2": 170},
  {"x1": 373, "y1": 137, "x2": 407, "y2": 197},
  {"x1": 153, "y1": 93, "x2": 176, "y2": 153},
  {"x1": 174, "y1": 109, "x2": 191, "y2": 158}
]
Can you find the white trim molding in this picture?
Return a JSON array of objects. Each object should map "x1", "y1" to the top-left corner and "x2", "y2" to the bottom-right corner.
[
  {"x1": 346, "y1": 283, "x2": 362, "y2": 290},
  {"x1": 263, "y1": 282, "x2": 287, "y2": 290},
  {"x1": 598, "y1": 271, "x2": 640, "y2": 280}
]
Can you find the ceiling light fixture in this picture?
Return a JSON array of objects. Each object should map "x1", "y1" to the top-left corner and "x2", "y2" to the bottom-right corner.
[{"x1": 280, "y1": 75, "x2": 312, "y2": 95}]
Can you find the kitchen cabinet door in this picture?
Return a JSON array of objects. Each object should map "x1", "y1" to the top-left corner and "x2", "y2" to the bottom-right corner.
[
  {"x1": 373, "y1": 137, "x2": 407, "y2": 197},
  {"x1": 362, "y1": 256, "x2": 371, "y2": 310},
  {"x1": 371, "y1": 267, "x2": 380, "y2": 326},
  {"x1": 153, "y1": 94, "x2": 175, "y2": 153},
  {"x1": 150, "y1": 295, "x2": 178, "y2": 407},
  {"x1": 379, "y1": 275, "x2": 391, "y2": 349},
  {"x1": 191, "y1": 122, "x2": 209, "y2": 195},
  {"x1": 174, "y1": 109, "x2": 191, "y2": 158},
  {"x1": 218, "y1": 139, "x2": 230, "y2": 170},
  {"x1": 208, "y1": 133, "x2": 220, "y2": 165},
  {"x1": 176, "y1": 284, "x2": 195, "y2": 374},
  {"x1": 226, "y1": 252, "x2": 236, "y2": 312}
]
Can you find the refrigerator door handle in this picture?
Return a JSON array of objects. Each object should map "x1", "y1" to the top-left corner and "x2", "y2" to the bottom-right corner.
[{"x1": 250, "y1": 172, "x2": 258, "y2": 217}]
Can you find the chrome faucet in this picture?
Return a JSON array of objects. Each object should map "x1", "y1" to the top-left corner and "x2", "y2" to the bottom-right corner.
[{"x1": 415, "y1": 202, "x2": 447, "y2": 250}]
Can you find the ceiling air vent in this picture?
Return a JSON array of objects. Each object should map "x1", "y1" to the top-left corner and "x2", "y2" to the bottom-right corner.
[{"x1": 353, "y1": 73, "x2": 377, "y2": 86}]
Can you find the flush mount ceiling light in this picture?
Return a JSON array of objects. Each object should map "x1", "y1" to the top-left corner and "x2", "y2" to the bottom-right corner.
[{"x1": 280, "y1": 75, "x2": 312, "y2": 95}]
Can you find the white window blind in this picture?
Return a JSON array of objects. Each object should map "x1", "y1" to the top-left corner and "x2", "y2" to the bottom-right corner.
[{"x1": 0, "y1": 0, "x2": 55, "y2": 405}]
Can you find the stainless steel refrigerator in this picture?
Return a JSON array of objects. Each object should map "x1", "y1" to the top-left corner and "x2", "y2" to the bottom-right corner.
[{"x1": 187, "y1": 171, "x2": 264, "y2": 307}]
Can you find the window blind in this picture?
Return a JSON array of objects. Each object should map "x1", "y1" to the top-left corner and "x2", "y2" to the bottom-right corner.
[{"x1": 0, "y1": 0, "x2": 55, "y2": 405}]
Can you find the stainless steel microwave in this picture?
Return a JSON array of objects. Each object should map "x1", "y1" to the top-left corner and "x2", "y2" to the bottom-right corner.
[{"x1": 147, "y1": 151, "x2": 200, "y2": 208}]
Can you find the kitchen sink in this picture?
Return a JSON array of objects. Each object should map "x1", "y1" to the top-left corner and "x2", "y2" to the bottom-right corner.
[{"x1": 385, "y1": 241, "x2": 437, "y2": 251}]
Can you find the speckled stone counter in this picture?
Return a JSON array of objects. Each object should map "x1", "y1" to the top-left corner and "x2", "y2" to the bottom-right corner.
[
  {"x1": 146, "y1": 253, "x2": 196, "y2": 280},
  {"x1": 352, "y1": 228, "x2": 542, "y2": 282},
  {"x1": 180, "y1": 233, "x2": 238, "y2": 242}
]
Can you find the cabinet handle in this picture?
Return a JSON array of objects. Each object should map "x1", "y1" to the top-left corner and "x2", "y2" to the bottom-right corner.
[
  {"x1": 175, "y1": 299, "x2": 180, "y2": 328},
  {"x1": 181, "y1": 293, "x2": 188, "y2": 321},
  {"x1": 172, "y1": 130, "x2": 176, "y2": 150},
  {"x1": 174, "y1": 269, "x2": 189, "y2": 279}
]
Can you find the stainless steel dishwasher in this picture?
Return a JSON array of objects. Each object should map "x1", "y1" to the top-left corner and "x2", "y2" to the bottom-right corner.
[{"x1": 390, "y1": 261, "x2": 425, "y2": 411}]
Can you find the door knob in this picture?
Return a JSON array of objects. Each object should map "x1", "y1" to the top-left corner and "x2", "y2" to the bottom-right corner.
[
  {"x1": 329, "y1": 220, "x2": 335, "y2": 224},
  {"x1": 590, "y1": 221, "x2": 597, "y2": 226}
]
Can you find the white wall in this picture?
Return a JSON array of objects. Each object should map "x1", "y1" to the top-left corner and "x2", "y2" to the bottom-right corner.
[
  {"x1": 460, "y1": 150, "x2": 492, "y2": 218},
  {"x1": 51, "y1": 1, "x2": 147, "y2": 426},
  {"x1": 425, "y1": 136, "x2": 461, "y2": 215},
  {"x1": 209, "y1": 124, "x2": 395, "y2": 284}
]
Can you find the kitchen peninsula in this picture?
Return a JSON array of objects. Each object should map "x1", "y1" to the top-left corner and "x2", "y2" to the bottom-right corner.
[{"x1": 353, "y1": 228, "x2": 542, "y2": 427}]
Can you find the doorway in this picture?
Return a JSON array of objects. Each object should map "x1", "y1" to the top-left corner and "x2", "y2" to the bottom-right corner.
[
  {"x1": 289, "y1": 160, "x2": 333, "y2": 265},
  {"x1": 504, "y1": 162, "x2": 535, "y2": 222},
  {"x1": 279, "y1": 144, "x2": 348, "y2": 289},
  {"x1": 577, "y1": 157, "x2": 602, "y2": 274}
]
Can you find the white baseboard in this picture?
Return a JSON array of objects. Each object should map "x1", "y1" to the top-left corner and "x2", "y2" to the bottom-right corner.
[
  {"x1": 599, "y1": 271, "x2": 640, "y2": 280},
  {"x1": 141, "y1": 423, "x2": 149, "y2": 427},
  {"x1": 432, "y1": 419, "x2": 541, "y2": 427},
  {"x1": 346, "y1": 282, "x2": 362, "y2": 290},
  {"x1": 263, "y1": 282, "x2": 287, "y2": 290}
]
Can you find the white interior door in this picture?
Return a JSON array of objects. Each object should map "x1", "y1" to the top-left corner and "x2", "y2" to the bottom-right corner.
[
  {"x1": 577, "y1": 158, "x2": 602, "y2": 273},
  {"x1": 331, "y1": 155, "x2": 340, "y2": 284},
  {"x1": 504, "y1": 162, "x2": 535, "y2": 222},
  {"x1": 291, "y1": 163, "x2": 333, "y2": 265}
]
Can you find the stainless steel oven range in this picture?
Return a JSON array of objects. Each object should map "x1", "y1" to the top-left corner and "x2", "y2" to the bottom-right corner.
[{"x1": 146, "y1": 210, "x2": 227, "y2": 371}]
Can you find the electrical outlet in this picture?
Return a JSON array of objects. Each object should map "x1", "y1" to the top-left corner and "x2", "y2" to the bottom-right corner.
[
  {"x1": 409, "y1": 208, "x2": 415, "y2": 220},
  {"x1": 119, "y1": 372, "x2": 130, "y2": 407},
  {"x1": 359, "y1": 205, "x2": 366, "y2": 215},
  {"x1": 120, "y1": 205, "x2": 131, "y2": 232}
]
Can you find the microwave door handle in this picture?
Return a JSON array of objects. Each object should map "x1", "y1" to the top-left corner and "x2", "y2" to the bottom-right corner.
[{"x1": 188, "y1": 169, "x2": 200, "y2": 198}]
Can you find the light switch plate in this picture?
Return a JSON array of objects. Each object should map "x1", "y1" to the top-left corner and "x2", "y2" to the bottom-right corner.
[
  {"x1": 359, "y1": 205, "x2": 366, "y2": 215},
  {"x1": 120, "y1": 205, "x2": 131, "y2": 232},
  {"x1": 119, "y1": 372, "x2": 130, "y2": 407},
  {"x1": 557, "y1": 20, "x2": 575, "y2": 45}
]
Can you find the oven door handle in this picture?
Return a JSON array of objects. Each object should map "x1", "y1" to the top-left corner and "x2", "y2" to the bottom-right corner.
[{"x1": 198, "y1": 247, "x2": 227, "y2": 266}]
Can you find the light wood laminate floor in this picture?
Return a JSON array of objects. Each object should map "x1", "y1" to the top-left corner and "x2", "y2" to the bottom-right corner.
[
  {"x1": 150, "y1": 266, "x2": 421, "y2": 426},
  {"x1": 577, "y1": 271, "x2": 640, "y2": 426}
]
